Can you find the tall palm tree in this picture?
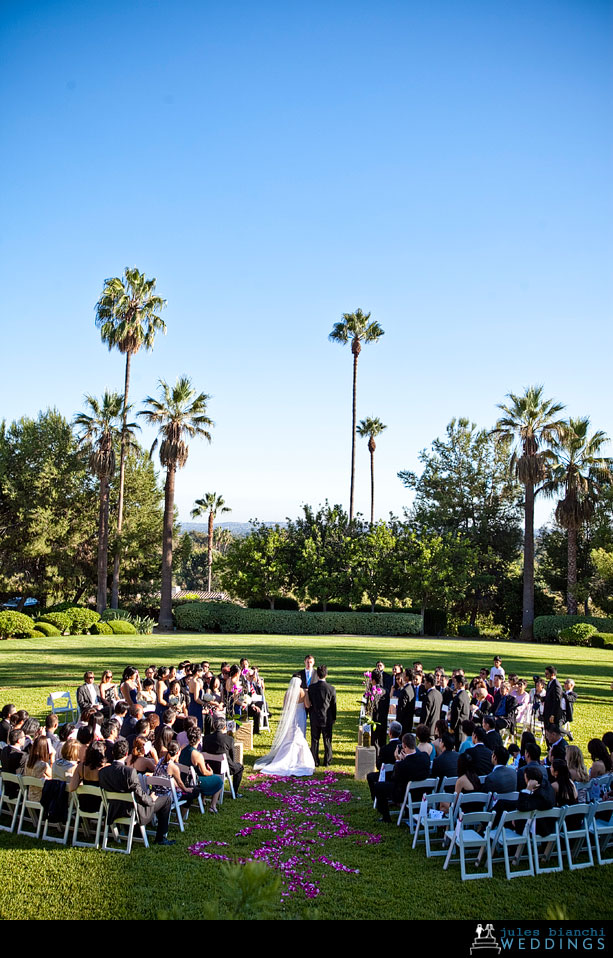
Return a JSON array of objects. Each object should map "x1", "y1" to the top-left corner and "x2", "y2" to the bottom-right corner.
[
  {"x1": 190, "y1": 492, "x2": 232, "y2": 592},
  {"x1": 493, "y1": 386, "x2": 566, "y2": 640},
  {"x1": 356, "y1": 417, "x2": 387, "y2": 525},
  {"x1": 139, "y1": 377, "x2": 213, "y2": 629},
  {"x1": 542, "y1": 417, "x2": 613, "y2": 614},
  {"x1": 73, "y1": 392, "x2": 139, "y2": 612},
  {"x1": 95, "y1": 267, "x2": 167, "y2": 607},
  {"x1": 329, "y1": 309, "x2": 384, "y2": 520}
]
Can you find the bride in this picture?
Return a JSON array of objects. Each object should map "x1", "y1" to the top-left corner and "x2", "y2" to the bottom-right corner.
[{"x1": 254, "y1": 676, "x2": 315, "y2": 776}]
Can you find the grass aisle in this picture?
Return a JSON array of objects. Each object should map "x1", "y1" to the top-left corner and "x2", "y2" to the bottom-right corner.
[{"x1": 0, "y1": 633, "x2": 611, "y2": 920}]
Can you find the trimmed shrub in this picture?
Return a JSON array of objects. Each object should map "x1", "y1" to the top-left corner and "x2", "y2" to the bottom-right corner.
[
  {"x1": 107, "y1": 619, "x2": 138, "y2": 635},
  {"x1": 0, "y1": 610, "x2": 35, "y2": 638},
  {"x1": 533, "y1": 615, "x2": 613, "y2": 642},
  {"x1": 100, "y1": 608, "x2": 132, "y2": 622},
  {"x1": 37, "y1": 612, "x2": 71, "y2": 634},
  {"x1": 590, "y1": 633, "x2": 608, "y2": 649},
  {"x1": 65, "y1": 607, "x2": 100, "y2": 634},
  {"x1": 559, "y1": 623, "x2": 598, "y2": 646},
  {"x1": 174, "y1": 601, "x2": 423, "y2": 636},
  {"x1": 0, "y1": 609, "x2": 34, "y2": 639},
  {"x1": 458, "y1": 623, "x2": 480, "y2": 638},
  {"x1": 90, "y1": 621, "x2": 113, "y2": 635},
  {"x1": 33, "y1": 621, "x2": 61, "y2": 637},
  {"x1": 31, "y1": 629, "x2": 47, "y2": 638}
]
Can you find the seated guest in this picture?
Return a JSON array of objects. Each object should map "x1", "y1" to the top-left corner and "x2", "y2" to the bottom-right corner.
[
  {"x1": 152, "y1": 741, "x2": 195, "y2": 802},
  {"x1": 52, "y1": 739, "x2": 80, "y2": 780},
  {"x1": 99, "y1": 670, "x2": 119, "y2": 710},
  {"x1": 120, "y1": 704, "x2": 144, "y2": 740},
  {"x1": 203, "y1": 715, "x2": 244, "y2": 796},
  {"x1": 68, "y1": 741, "x2": 107, "y2": 815},
  {"x1": 545, "y1": 726, "x2": 567, "y2": 766},
  {"x1": 550, "y1": 759, "x2": 578, "y2": 807},
  {"x1": 179, "y1": 726, "x2": 223, "y2": 813},
  {"x1": 137, "y1": 678, "x2": 157, "y2": 712},
  {"x1": 432, "y1": 719, "x2": 449, "y2": 756},
  {"x1": 482, "y1": 715, "x2": 503, "y2": 750},
  {"x1": 432, "y1": 732, "x2": 459, "y2": 782},
  {"x1": 45, "y1": 713, "x2": 61, "y2": 757},
  {"x1": 373, "y1": 732, "x2": 430, "y2": 824},
  {"x1": 0, "y1": 704, "x2": 16, "y2": 744},
  {"x1": 517, "y1": 742, "x2": 546, "y2": 790},
  {"x1": 98, "y1": 739, "x2": 175, "y2": 845},
  {"x1": 415, "y1": 723, "x2": 436, "y2": 765},
  {"x1": 458, "y1": 721, "x2": 476, "y2": 754},
  {"x1": 77, "y1": 671, "x2": 110, "y2": 718},
  {"x1": 451, "y1": 750, "x2": 482, "y2": 811},
  {"x1": 366, "y1": 721, "x2": 403, "y2": 801},
  {"x1": 1, "y1": 729, "x2": 27, "y2": 797},
  {"x1": 24, "y1": 736, "x2": 53, "y2": 803},
  {"x1": 587, "y1": 739, "x2": 613, "y2": 778},
  {"x1": 469, "y1": 726, "x2": 493, "y2": 776},
  {"x1": 126, "y1": 735, "x2": 157, "y2": 775},
  {"x1": 517, "y1": 766, "x2": 556, "y2": 833},
  {"x1": 565, "y1": 745, "x2": 589, "y2": 788},
  {"x1": 484, "y1": 745, "x2": 516, "y2": 794},
  {"x1": 101, "y1": 719, "x2": 120, "y2": 763}
]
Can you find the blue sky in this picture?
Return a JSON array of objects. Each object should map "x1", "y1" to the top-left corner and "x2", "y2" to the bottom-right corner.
[{"x1": 1, "y1": 0, "x2": 611, "y2": 525}]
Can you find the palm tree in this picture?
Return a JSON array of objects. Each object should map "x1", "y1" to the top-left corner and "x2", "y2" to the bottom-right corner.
[
  {"x1": 139, "y1": 377, "x2": 213, "y2": 629},
  {"x1": 95, "y1": 267, "x2": 167, "y2": 607},
  {"x1": 73, "y1": 391, "x2": 139, "y2": 612},
  {"x1": 329, "y1": 309, "x2": 384, "y2": 521},
  {"x1": 493, "y1": 386, "x2": 566, "y2": 640},
  {"x1": 190, "y1": 493, "x2": 232, "y2": 591},
  {"x1": 356, "y1": 417, "x2": 387, "y2": 525},
  {"x1": 542, "y1": 417, "x2": 613, "y2": 614}
]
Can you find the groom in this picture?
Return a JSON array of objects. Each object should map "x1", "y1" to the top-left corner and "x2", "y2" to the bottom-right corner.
[{"x1": 307, "y1": 665, "x2": 337, "y2": 767}]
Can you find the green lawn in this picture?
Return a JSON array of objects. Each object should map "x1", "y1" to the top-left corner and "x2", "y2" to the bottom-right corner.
[{"x1": 0, "y1": 632, "x2": 612, "y2": 920}]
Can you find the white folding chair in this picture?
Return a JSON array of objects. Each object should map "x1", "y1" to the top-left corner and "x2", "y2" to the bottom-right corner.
[
  {"x1": 101, "y1": 790, "x2": 149, "y2": 854},
  {"x1": 491, "y1": 809, "x2": 535, "y2": 879},
  {"x1": 532, "y1": 807, "x2": 563, "y2": 874},
  {"x1": 0, "y1": 772, "x2": 22, "y2": 832},
  {"x1": 178, "y1": 763, "x2": 205, "y2": 813},
  {"x1": 17, "y1": 775, "x2": 45, "y2": 838},
  {"x1": 373, "y1": 764, "x2": 395, "y2": 809},
  {"x1": 396, "y1": 778, "x2": 438, "y2": 830},
  {"x1": 70, "y1": 785, "x2": 105, "y2": 848},
  {"x1": 411, "y1": 791, "x2": 453, "y2": 857},
  {"x1": 443, "y1": 810, "x2": 495, "y2": 880},
  {"x1": 149, "y1": 776, "x2": 187, "y2": 832},
  {"x1": 440, "y1": 775, "x2": 458, "y2": 793},
  {"x1": 449, "y1": 792, "x2": 491, "y2": 830},
  {"x1": 589, "y1": 800, "x2": 613, "y2": 866},
  {"x1": 201, "y1": 751, "x2": 235, "y2": 802},
  {"x1": 560, "y1": 803, "x2": 594, "y2": 871},
  {"x1": 46, "y1": 691, "x2": 78, "y2": 722}
]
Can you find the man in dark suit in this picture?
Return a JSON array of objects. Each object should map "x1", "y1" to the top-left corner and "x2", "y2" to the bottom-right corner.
[
  {"x1": 419, "y1": 673, "x2": 442, "y2": 739},
  {"x1": 484, "y1": 746, "x2": 516, "y2": 794},
  {"x1": 366, "y1": 721, "x2": 402, "y2": 801},
  {"x1": 202, "y1": 716, "x2": 244, "y2": 795},
  {"x1": 469, "y1": 727, "x2": 494, "y2": 775},
  {"x1": 517, "y1": 742, "x2": 548, "y2": 790},
  {"x1": 448, "y1": 675, "x2": 471, "y2": 746},
  {"x1": 1, "y1": 729, "x2": 27, "y2": 798},
  {"x1": 307, "y1": 665, "x2": 336, "y2": 766},
  {"x1": 375, "y1": 661, "x2": 393, "y2": 694},
  {"x1": 432, "y1": 732, "x2": 459, "y2": 783},
  {"x1": 373, "y1": 733, "x2": 431, "y2": 823},
  {"x1": 98, "y1": 740, "x2": 174, "y2": 845},
  {"x1": 543, "y1": 666, "x2": 563, "y2": 728},
  {"x1": 483, "y1": 715, "x2": 503, "y2": 750},
  {"x1": 396, "y1": 673, "x2": 416, "y2": 735},
  {"x1": 299, "y1": 654, "x2": 317, "y2": 691}
]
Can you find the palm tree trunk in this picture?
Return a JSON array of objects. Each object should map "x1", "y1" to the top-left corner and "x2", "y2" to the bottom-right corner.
[
  {"x1": 97, "y1": 476, "x2": 110, "y2": 613},
  {"x1": 370, "y1": 447, "x2": 375, "y2": 525},
  {"x1": 567, "y1": 527, "x2": 578, "y2": 615},
  {"x1": 521, "y1": 481, "x2": 535, "y2": 641},
  {"x1": 111, "y1": 351, "x2": 132, "y2": 608},
  {"x1": 350, "y1": 351, "x2": 358, "y2": 521},
  {"x1": 159, "y1": 464, "x2": 176, "y2": 630},
  {"x1": 207, "y1": 509, "x2": 214, "y2": 593}
]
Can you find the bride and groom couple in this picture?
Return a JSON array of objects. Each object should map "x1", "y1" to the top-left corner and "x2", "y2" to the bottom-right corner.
[{"x1": 254, "y1": 655, "x2": 337, "y2": 776}]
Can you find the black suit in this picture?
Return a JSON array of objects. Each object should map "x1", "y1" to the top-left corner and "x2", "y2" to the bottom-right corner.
[
  {"x1": 543, "y1": 678, "x2": 563, "y2": 727},
  {"x1": 366, "y1": 738, "x2": 401, "y2": 801},
  {"x1": 1, "y1": 745, "x2": 26, "y2": 797},
  {"x1": 98, "y1": 760, "x2": 171, "y2": 842},
  {"x1": 396, "y1": 685, "x2": 415, "y2": 735},
  {"x1": 448, "y1": 690, "x2": 471, "y2": 744},
  {"x1": 432, "y1": 748, "x2": 459, "y2": 783},
  {"x1": 202, "y1": 730, "x2": 243, "y2": 793},
  {"x1": 299, "y1": 669, "x2": 318, "y2": 691},
  {"x1": 373, "y1": 750, "x2": 431, "y2": 822},
  {"x1": 307, "y1": 680, "x2": 336, "y2": 766},
  {"x1": 419, "y1": 687, "x2": 442, "y2": 739},
  {"x1": 469, "y1": 743, "x2": 493, "y2": 776}
]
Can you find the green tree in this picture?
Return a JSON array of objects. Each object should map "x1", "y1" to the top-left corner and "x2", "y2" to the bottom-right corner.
[
  {"x1": 190, "y1": 493, "x2": 232, "y2": 592},
  {"x1": 493, "y1": 386, "x2": 566, "y2": 640},
  {"x1": 542, "y1": 417, "x2": 613, "y2": 614},
  {"x1": 329, "y1": 309, "x2": 384, "y2": 521},
  {"x1": 139, "y1": 377, "x2": 213, "y2": 629},
  {"x1": 357, "y1": 417, "x2": 387, "y2": 525},
  {"x1": 95, "y1": 267, "x2": 167, "y2": 607},
  {"x1": 216, "y1": 523, "x2": 292, "y2": 608},
  {"x1": 285, "y1": 502, "x2": 355, "y2": 609},
  {"x1": 397, "y1": 530, "x2": 478, "y2": 634},
  {"x1": 350, "y1": 521, "x2": 400, "y2": 611},
  {"x1": 399, "y1": 418, "x2": 523, "y2": 624},
  {"x1": 0, "y1": 409, "x2": 96, "y2": 603},
  {"x1": 73, "y1": 391, "x2": 138, "y2": 612}
]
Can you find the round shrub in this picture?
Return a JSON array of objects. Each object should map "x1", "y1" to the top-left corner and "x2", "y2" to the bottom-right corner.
[
  {"x1": 458, "y1": 623, "x2": 480, "y2": 638},
  {"x1": 107, "y1": 619, "x2": 137, "y2": 635},
  {"x1": 37, "y1": 612, "x2": 71, "y2": 634},
  {"x1": 90, "y1": 621, "x2": 113, "y2": 635},
  {"x1": 63, "y1": 607, "x2": 100, "y2": 634},
  {"x1": 559, "y1": 623, "x2": 598, "y2": 646},
  {"x1": 589, "y1": 633, "x2": 607, "y2": 649},
  {"x1": 33, "y1": 621, "x2": 62, "y2": 637},
  {"x1": 31, "y1": 629, "x2": 47, "y2": 638},
  {"x1": 0, "y1": 610, "x2": 35, "y2": 638}
]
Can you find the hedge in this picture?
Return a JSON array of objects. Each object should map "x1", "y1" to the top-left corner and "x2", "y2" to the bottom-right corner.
[
  {"x1": 32, "y1": 621, "x2": 62, "y2": 637},
  {"x1": 533, "y1": 615, "x2": 613, "y2": 642},
  {"x1": 174, "y1": 602, "x2": 423, "y2": 636},
  {"x1": 558, "y1": 623, "x2": 598, "y2": 646},
  {"x1": 107, "y1": 619, "x2": 137, "y2": 635},
  {"x1": 0, "y1": 610, "x2": 36, "y2": 638}
]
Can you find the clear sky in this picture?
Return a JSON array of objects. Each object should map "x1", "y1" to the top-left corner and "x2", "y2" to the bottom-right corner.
[{"x1": 1, "y1": 0, "x2": 611, "y2": 526}]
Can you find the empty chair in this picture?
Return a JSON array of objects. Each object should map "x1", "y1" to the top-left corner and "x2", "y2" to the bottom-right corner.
[
  {"x1": 411, "y1": 791, "x2": 453, "y2": 857},
  {"x1": 0, "y1": 771, "x2": 22, "y2": 833},
  {"x1": 560, "y1": 803, "x2": 594, "y2": 871},
  {"x1": 443, "y1": 810, "x2": 496, "y2": 880},
  {"x1": 396, "y1": 778, "x2": 438, "y2": 831},
  {"x1": 491, "y1": 809, "x2": 535, "y2": 880},
  {"x1": 589, "y1": 800, "x2": 613, "y2": 866},
  {"x1": 101, "y1": 790, "x2": 149, "y2": 854},
  {"x1": 70, "y1": 784, "x2": 105, "y2": 849},
  {"x1": 46, "y1": 691, "x2": 78, "y2": 723},
  {"x1": 531, "y1": 807, "x2": 563, "y2": 874}
]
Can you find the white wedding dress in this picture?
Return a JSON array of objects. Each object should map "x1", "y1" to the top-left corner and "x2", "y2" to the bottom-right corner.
[{"x1": 254, "y1": 676, "x2": 315, "y2": 776}]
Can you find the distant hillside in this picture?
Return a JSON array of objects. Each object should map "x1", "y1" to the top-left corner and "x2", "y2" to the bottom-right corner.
[{"x1": 180, "y1": 520, "x2": 287, "y2": 538}]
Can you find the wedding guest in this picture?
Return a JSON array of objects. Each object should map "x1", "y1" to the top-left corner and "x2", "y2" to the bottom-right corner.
[
  {"x1": 588, "y1": 739, "x2": 612, "y2": 778},
  {"x1": 25, "y1": 736, "x2": 52, "y2": 803}
]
